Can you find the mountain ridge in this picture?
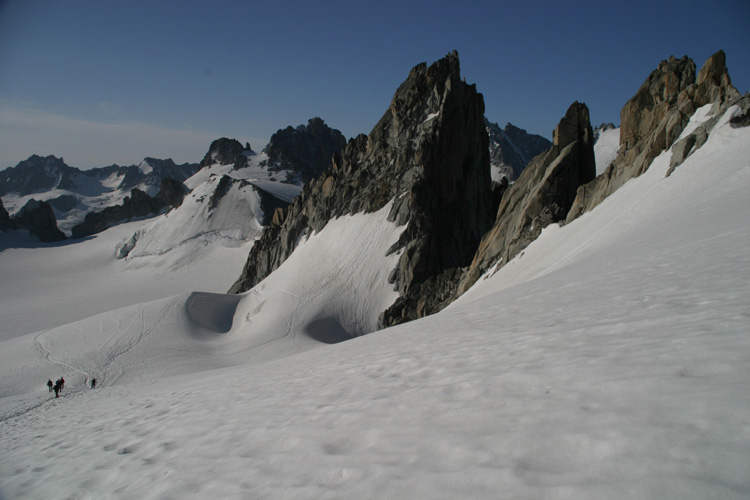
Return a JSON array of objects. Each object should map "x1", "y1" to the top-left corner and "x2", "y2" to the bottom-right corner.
[{"x1": 229, "y1": 51, "x2": 496, "y2": 329}]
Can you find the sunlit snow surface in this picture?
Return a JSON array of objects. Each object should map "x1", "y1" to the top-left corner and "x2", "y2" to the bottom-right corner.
[
  {"x1": 594, "y1": 126, "x2": 620, "y2": 175},
  {"x1": 1, "y1": 107, "x2": 749, "y2": 499}
]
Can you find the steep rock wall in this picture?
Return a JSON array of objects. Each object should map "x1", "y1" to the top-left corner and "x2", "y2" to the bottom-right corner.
[
  {"x1": 229, "y1": 51, "x2": 495, "y2": 327},
  {"x1": 457, "y1": 102, "x2": 596, "y2": 295},
  {"x1": 566, "y1": 50, "x2": 740, "y2": 222}
]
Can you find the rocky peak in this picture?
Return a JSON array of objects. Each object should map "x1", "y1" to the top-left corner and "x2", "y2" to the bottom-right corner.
[
  {"x1": 230, "y1": 51, "x2": 495, "y2": 327},
  {"x1": 485, "y1": 120, "x2": 551, "y2": 183},
  {"x1": 263, "y1": 117, "x2": 346, "y2": 184},
  {"x1": 566, "y1": 50, "x2": 742, "y2": 222},
  {"x1": 0, "y1": 155, "x2": 77, "y2": 197},
  {"x1": 620, "y1": 55, "x2": 694, "y2": 150},
  {"x1": 458, "y1": 101, "x2": 596, "y2": 295},
  {"x1": 117, "y1": 158, "x2": 198, "y2": 193},
  {"x1": 695, "y1": 49, "x2": 739, "y2": 106},
  {"x1": 13, "y1": 198, "x2": 66, "y2": 242},
  {"x1": 554, "y1": 101, "x2": 594, "y2": 148},
  {"x1": 199, "y1": 138, "x2": 254, "y2": 170}
]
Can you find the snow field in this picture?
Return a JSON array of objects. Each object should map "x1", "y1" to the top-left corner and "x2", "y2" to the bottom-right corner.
[
  {"x1": 0, "y1": 154, "x2": 299, "y2": 341},
  {"x1": 0, "y1": 105, "x2": 749, "y2": 499}
]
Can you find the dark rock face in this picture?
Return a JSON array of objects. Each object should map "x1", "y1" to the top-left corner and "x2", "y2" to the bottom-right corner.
[
  {"x1": 116, "y1": 158, "x2": 199, "y2": 192},
  {"x1": 486, "y1": 120, "x2": 552, "y2": 182},
  {"x1": 0, "y1": 198, "x2": 11, "y2": 231},
  {"x1": 0, "y1": 155, "x2": 75, "y2": 197},
  {"x1": 230, "y1": 51, "x2": 495, "y2": 328},
  {"x1": 729, "y1": 103, "x2": 750, "y2": 128},
  {"x1": 207, "y1": 175, "x2": 235, "y2": 211},
  {"x1": 199, "y1": 138, "x2": 254, "y2": 170},
  {"x1": 71, "y1": 178, "x2": 187, "y2": 238},
  {"x1": 47, "y1": 195, "x2": 80, "y2": 214},
  {"x1": 253, "y1": 185, "x2": 291, "y2": 226},
  {"x1": 458, "y1": 101, "x2": 596, "y2": 295},
  {"x1": 567, "y1": 50, "x2": 741, "y2": 221},
  {"x1": 12, "y1": 199, "x2": 66, "y2": 242},
  {"x1": 263, "y1": 118, "x2": 347, "y2": 184}
]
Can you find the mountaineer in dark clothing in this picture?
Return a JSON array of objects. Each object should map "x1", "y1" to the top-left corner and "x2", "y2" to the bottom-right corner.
[{"x1": 53, "y1": 379, "x2": 61, "y2": 398}]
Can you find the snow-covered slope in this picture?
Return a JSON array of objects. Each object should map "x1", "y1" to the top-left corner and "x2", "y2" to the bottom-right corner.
[
  {"x1": 119, "y1": 152, "x2": 303, "y2": 267},
  {"x1": 0, "y1": 152, "x2": 301, "y2": 340},
  {"x1": 0, "y1": 218, "x2": 254, "y2": 341},
  {"x1": 0, "y1": 105, "x2": 749, "y2": 499},
  {"x1": 0, "y1": 204, "x2": 403, "y2": 398}
]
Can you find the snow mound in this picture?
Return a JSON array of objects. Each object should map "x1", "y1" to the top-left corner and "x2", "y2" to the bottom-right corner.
[
  {"x1": 0, "y1": 203, "x2": 404, "y2": 400},
  {"x1": 121, "y1": 175, "x2": 262, "y2": 268},
  {"x1": 184, "y1": 292, "x2": 241, "y2": 336}
]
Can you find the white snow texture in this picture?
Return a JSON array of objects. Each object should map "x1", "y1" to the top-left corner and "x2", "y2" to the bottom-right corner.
[{"x1": 0, "y1": 105, "x2": 749, "y2": 499}]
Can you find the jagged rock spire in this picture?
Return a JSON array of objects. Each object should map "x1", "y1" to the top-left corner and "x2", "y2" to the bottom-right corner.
[
  {"x1": 457, "y1": 101, "x2": 596, "y2": 295},
  {"x1": 566, "y1": 50, "x2": 741, "y2": 222},
  {"x1": 230, "y1": 51, "x2": 495, "y2": 327}
]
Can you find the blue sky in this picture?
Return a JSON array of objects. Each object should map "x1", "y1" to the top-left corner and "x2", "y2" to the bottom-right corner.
[{"x1": 1, "y1": 0, "x2": 748, "y2": 169}]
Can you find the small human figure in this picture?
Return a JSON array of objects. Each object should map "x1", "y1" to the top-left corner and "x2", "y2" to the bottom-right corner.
[
  {"x1": 53, "y1": 380, "x2": 61, "y2": 398},
  {"x1": 47, "y1": 379, "x2": 53, "y2": 392},
  {"x1": 91, "y1": 378, "x2": 97, "y2": 389},
  {"x1": 59, "y1": 377, "x2": 65, "y2": 392}
]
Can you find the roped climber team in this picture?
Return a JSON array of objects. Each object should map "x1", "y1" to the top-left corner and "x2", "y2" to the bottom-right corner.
[{"x1": 47, "y1": 375, "x2": 98, "y2": 397}]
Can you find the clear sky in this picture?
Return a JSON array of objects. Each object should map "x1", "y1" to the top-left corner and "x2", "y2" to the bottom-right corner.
[{"x1": 1, "y1": 0, "x2": 748, "y2": 169}]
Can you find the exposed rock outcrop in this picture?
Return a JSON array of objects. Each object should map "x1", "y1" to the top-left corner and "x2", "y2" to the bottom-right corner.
[
  {"x1": 567, "y1": 50, "x2": 740, "y2": 222},
  {"x1": 12, "y1": 199, "x2": 66, "y2": 242},
  {"x1": 0, "y1": 155, "x2": 74, "y2": 197},
  {"x1": 486, "y1": 120, "x2": 551, "y2": 183},
  {"x1": 116, "y1": 158, "x2": 199, "y2": 193},
  {"x1": 458, "y1": 101, "x2": 596, "y2": 295},
  {"x1": 199, "y1": 138, "x2": 254, "y2": 170},
  {"x1": 0, "y1": 198, "x2": 12, "y2": 231},
  {"x1": 263, "y1": 118, "x2": 347, "y2": 184},
  {"x1": 71, "y1": 178, "x2": 187, "y2": 238},
  {"x1": 47, "y1": 195, "x2": 81, "y2": 214},
  {"x1": 230, "y1": 51, "x2": 495, "y2": 328}
]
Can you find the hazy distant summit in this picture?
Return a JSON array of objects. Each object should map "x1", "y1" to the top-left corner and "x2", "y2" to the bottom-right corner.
[{"x1": 0, "y1": 155, "x2": 198, "y2": 199}]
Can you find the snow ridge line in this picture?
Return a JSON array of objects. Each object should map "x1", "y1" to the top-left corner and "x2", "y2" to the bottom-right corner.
[{"x1": 124, "y1": 229, "x2": 251, "y2": 260}]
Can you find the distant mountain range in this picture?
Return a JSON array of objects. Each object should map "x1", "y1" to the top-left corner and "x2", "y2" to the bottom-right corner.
[
  {"x1": 0, "y1": 155, "x2": 199, "y2": 235},
  {"x1": 3, "y1": 48, "x2": 742, "y2": 358},
  {"x1": 0, "y1": 111, "x2": 551, "y2": 242},
  {"x1": 0, "y1": 154, "x2": 198, "y2": 199}
]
